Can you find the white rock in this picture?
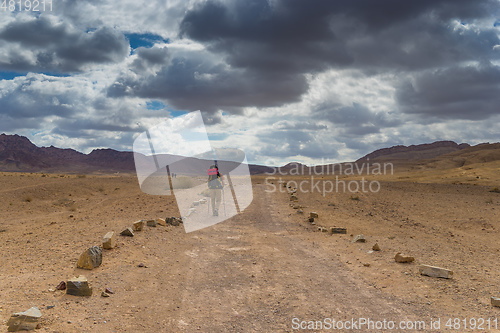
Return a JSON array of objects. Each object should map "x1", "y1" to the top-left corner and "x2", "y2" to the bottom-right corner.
[{"x1": 419, "y1": 264, "x2": 453, "y2": 279}]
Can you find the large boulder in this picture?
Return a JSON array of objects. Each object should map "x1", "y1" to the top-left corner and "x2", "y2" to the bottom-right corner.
[
  {"x1": 7, "y1": 307, "x2": 41, "y2": 331},
  {"x1": 77, "y1": 246, "x2": 102, "y2": 270},
  {"x1": 66, "y1": 275, "x2": 92, "y2": 296}
]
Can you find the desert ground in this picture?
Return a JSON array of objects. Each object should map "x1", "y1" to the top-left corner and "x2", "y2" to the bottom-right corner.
[{"x1": 0, "y1": 162, "x2": 499, "y2": 332}]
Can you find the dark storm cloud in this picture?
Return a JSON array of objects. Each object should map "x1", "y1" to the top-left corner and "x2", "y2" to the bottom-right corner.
[
  {"x1": 108, "y1": 0, "x2": 499, "y2": 115},
  {"x1": 130, "y1": 46, "x2": 170, "y2": 73},
  {"x1": 108, "y1": 56, "x2": 307, "y2": 112},
  {"x1": 180, "y1": 0, "x2": 499, "y2": 72},
  {"x1": 0, "y1": 114, "x2": 43, "y2": 132},
  {"x1": 0, "y1": 77, "x2": 76, "y2": 118},
  {"x1": 314, "y1": 102, "x2": 401, "y2": 136},
  {"x1": 0, "y1": 16, "x2": 129, "y2": 72},
  {"x1": 52, "y1": 118, "x2": 136, "y2": 138},
  {"x1": 396, "y1": 63, "x2": 500, "y2": 120}
]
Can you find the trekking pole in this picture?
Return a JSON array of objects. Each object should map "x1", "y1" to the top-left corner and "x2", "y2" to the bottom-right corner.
[{"x1": 222, "y1": 186, "x2": 226, "y2": 216}]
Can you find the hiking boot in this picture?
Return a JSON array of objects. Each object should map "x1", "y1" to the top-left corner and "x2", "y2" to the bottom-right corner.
[{"x1": 213, "y1": 209, "x2": 218, "y2": 216}]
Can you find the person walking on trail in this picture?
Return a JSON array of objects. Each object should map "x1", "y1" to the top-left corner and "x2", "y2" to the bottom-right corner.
[{"x1": 207, "y1": 164, "x2": 224, "y2": 216}]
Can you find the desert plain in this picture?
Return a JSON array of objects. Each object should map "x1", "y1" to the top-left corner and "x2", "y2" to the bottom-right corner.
[{"x1": 0, "y1": 155, "x2": 499, "y2": 332}]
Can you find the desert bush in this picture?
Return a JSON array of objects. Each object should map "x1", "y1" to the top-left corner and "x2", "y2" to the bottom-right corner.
[
  {"x1": 489, "y1": 187, "x2": 500, "y2": 193},
  {"x1": 77, "y1": 174, "x2": 86, "y2": 178},
  {"x1": 349, "y1": 195, "x2": 360, "y2": 201}
]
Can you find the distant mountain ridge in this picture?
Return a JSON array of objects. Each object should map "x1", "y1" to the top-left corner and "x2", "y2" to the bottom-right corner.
[
  {"x1": 1, "y1": 134, "x2": 498, "y2": 174},
  {"x1": 356, "y1": 141, "x2": 471, "y2": 162},
  {"x1": 0, "y1": 133, "x2": 273, "y2": 174},
  {"x1": 0, "y1": 133, "x2": 133, "y2": 172}
]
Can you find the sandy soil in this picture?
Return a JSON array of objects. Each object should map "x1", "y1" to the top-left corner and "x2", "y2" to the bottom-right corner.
[{"x1": 0, "y1": 170, "x2": 499, "y2": 332}]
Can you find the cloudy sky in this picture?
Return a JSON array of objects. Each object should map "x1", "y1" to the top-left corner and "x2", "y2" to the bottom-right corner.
[{"x1": 0, "y1": 0, "x2": 499, "y2": 165}]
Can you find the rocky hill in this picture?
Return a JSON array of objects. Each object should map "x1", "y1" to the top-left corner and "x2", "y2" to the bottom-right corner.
[
  {"x1": 0, "y1": 134, "x2": 272, "y2": 174},
  {"x1": 356, "y1": 141, "x2": 470, "y2": 162}
]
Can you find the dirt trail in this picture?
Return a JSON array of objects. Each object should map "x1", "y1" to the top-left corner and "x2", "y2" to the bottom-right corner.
[{"x1": 173, "y1": 184, "x2": 432, "y2": 332}]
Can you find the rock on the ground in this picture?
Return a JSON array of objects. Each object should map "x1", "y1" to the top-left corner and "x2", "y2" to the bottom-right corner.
[
  {"x1": 55, "y1": 281, "x2": 66, "y2": 290},
  {"x1": 395, "y1": 252, "x2": 415, "y2": 263},
  {"x1": 77, "y1": 246, "x2": 102, "y2": 270},
  {"x1": 372, "y1": 243, "x2": 381, "y2": 251},
  {"x1": 297, "y1": 210, "x2": 303, "y2": 214},
  {"x1": 7, "y1": 307, "x2": 42, "y2": 332},
  {"x1": 352, "y1": 234, "x2": 366, "y2": 243},
  {"x1": 102, "y1": 231, "x2": 115, "y2": 249},
  {"x1": 132, "y1": 220, "x2": 144, "y2": 231},
  {"x1": 156, "y1": 218, "x2": 166, "y2": 226},
  {"x1": 330, "y1": 227, "x2": 347, "y2": 234},
  {"x1": 101, "y1": 291, "x2": 110, "y2": 297},
  {"x1": 193, "y1": 201, "x2": 200, "y2": 206},
  {"x1": 310, "y1": 212, "x2": 319, "y2": 219},
  {"x1": 120, "y1": 227, "x2": 134, "y2": 237},
  {"x1": 66, "y1": 276, "x2": 92, "y2": 296},
  {"x1": 167, "y1": 217, "x2": 182, "y2": 226},
  {"x1": 147, "y1": 219, "x2": 157, "y2": 227},
  {"x1": 418, "y1": 264, "x2": 453, "y2": 278},
  {"x1": 308, "y1": 217, "x2": 314, "y2": 223},
  {"x1": 492, "y1": 297, "x2": 500, "y2": 307}
]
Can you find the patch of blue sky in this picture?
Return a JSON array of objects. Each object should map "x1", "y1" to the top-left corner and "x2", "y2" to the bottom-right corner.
[
  {"x1": 169, "y1": 110, "x2": 190, "y2": 118},
  {"x1": 0, "y1": 71, "x2": 71, "y2": 80},
  {"x1": 146, "y1": 100, "x2": 166, "y2": 110},
  {"x1": 126, "y1": 33, "x2": 169, "y2": 50},
  {"x1": 207, "y1": 133, "x2": 229, "y2": 141}
]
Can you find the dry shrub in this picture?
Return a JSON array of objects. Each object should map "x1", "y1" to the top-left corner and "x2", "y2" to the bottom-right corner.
[{"x1": 349, "y1": 195, "x2": 360, "y2": 201}]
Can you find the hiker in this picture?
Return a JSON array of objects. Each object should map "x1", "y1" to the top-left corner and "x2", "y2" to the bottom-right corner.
[{"x1": 207, "y1": 164, "x2": 224, "y2": 216}]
